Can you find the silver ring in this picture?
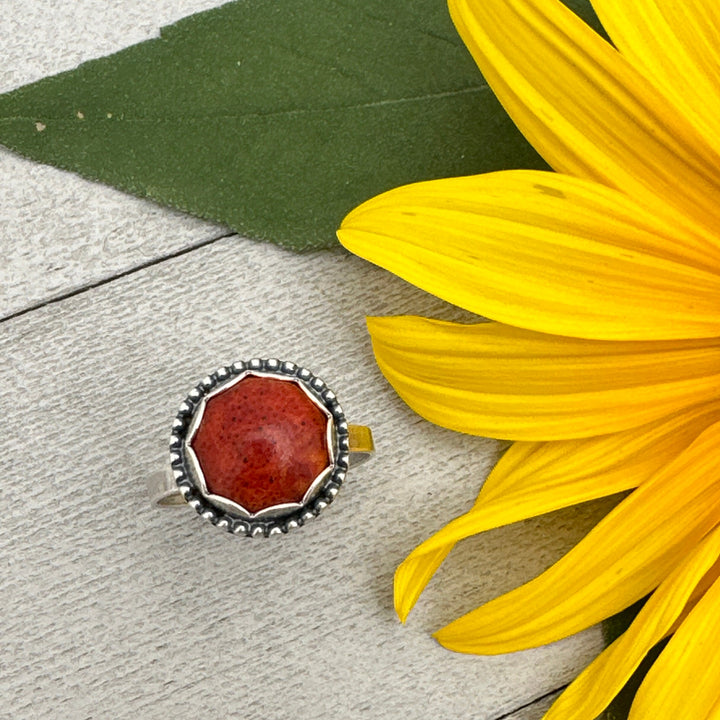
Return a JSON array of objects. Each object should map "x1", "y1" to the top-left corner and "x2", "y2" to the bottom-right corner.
[{"x1": 148, "y1": 359, "x2": 374, "y2": 537}]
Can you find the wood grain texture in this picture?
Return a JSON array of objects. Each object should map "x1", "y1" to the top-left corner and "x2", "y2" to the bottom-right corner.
[
  {"x1": 0, "y1": 0, "x2": 227, "y2": 319},
  {"x1": 1, "y1": 235, "x2": 608, "y2": 719}
]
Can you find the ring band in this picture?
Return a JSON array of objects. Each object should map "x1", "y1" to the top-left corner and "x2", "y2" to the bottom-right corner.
[
  {"x1": 148, "y1": 423, "x2": 374, "y2": 507},
  {"x1": 149, "y1": 359, "x2": 374, "y2": 536}
]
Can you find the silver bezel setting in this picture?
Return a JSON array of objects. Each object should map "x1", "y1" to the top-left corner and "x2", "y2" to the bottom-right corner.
[{"x1": 169, "y1": 359, "x2": 350, "y2": 537}]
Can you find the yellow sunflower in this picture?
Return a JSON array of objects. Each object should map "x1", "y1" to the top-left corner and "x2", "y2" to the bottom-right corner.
[{"x1": 337, "y1": 0, "x2": 720, "y2": 716}]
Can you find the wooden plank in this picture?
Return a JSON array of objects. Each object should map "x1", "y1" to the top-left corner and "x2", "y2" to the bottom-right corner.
[
  {"x1": 0, "y1": 236, "x2": 606, "y2": 718},
  {"x1": 0, "y1": 0, "x2": 229, "y2": 318}
]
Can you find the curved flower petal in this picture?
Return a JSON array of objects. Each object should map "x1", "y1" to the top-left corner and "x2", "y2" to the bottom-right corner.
[
  {"x1": 368, "y1": 315, "x2": 720, "y2": 440},
  {"x1": 591, "y1": 0, "x2": 720, "y2": 158},
  {"x1": 544, "y1": 524, "x2": 720, "y2": 720},
  {"x1": 432, "y1": 421, "x2": 720, "y2": 653},
  {"x1": 447, "y1": 0, "x2": 720, "y2": 231},
  {"x1": 340, "y1": 172, "x2": 720, "y2": 341},
  {"x1": 395, "y1": 547, "x2": 455, "y2": 625},
  {"x1": 395, "y1": 402, "x2": 720, "y2": 621},
  {"x1": 629, "y1": 573, "x2": 720, "y2": 719}
]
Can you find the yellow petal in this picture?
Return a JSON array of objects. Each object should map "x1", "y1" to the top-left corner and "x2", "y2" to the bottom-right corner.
[
  {"x1": 368, "y1": 315, "x2": 720, "y2": 441},
  {"x1": 447, "y1": 0, "x2": 720, "y2": 231},
  {"x1": 340, "y1": 172, "x2": 720, "y2": 341},
  {"x1": 433, "y1": 421, "x2": 720, "y2": 653},
  {"x1": 630, "y1": 573, "x2": 720, "y2": 719},
  {"x1": 395, "y1": 402, "x2": 720, "y2": 621},
  {"x1": 707, "y1": 698, "x2": 720, "y2": 720},
  {"x1": 395, "y1": 547, "x2": 454, "y2": 625},
  {"x1": 592, "y1": 0, "x2": 720, "y2": 158},
  {"x1": 477, "y1": 406, "x2": 720, "y2": 504},
  {"x1": 544, "y1": 524, "x2": 720, "y2": 720}
]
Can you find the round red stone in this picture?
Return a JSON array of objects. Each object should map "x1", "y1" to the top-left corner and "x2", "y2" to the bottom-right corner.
[{"x1": 189, "y1": 374, "x2": 331, "y2": 514}]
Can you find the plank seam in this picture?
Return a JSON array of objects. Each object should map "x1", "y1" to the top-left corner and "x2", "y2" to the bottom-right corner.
[
  {"x1": 2, "y1": 230, "x2": 236, "y2": 323},
  {"x1": 493, "y1": 684, "x2": 568, "y2": 720}
]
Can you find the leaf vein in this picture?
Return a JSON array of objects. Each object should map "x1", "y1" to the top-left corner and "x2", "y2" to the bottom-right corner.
[{"x1": 0, "y1": 85, "x2": 488, "y2": 124}]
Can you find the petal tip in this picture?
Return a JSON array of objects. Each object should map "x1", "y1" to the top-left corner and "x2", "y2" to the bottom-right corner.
[
  {"x1": 394, "y1": 564, "x2": 420, "y2": 623},
  {"x1": 432, "y1": 625, "x2": 457, "y2": 651},
  {"x1": 335, "y1": 226, "x2": 351, "y2": 250}
]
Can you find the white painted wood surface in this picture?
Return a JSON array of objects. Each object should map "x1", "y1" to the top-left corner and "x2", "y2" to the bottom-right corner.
[{"x1": 1, "y1": 3, "x2": 607, "y2": 718}]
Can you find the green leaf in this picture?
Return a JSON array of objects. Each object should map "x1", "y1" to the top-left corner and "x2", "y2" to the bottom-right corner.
[{"x1": 0, "y1": 0, "x2": 600, "y2": 251}]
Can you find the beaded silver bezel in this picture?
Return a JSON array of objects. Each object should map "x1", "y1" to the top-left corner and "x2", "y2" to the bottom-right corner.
[{"x1": 169, "y1": 359, "x2": 350, "y2": 537}]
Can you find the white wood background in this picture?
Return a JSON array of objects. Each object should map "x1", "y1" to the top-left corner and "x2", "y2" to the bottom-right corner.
[{"x1": 0, "y1": 3, "x2": 609, "y2": 718}]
